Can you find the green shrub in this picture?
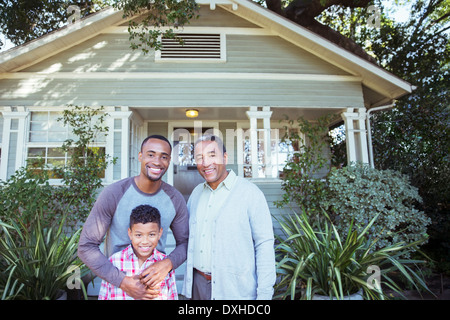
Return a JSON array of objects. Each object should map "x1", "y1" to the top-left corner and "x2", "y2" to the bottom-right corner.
[
  {"x1": 0, "y1": 161, "x2": 63, "y2": 228},
  {"x1": 275, "y1": 114, "x2": 334, "y2": 215},
  {"x1": 275, "y1": 209, "x2": 431, "y2": 300},
  {"x1": 323, "y1": 163, "x2": 431, "y2": 251},
  {"x1": 55, "y1": 105, "x2": 116, "y2": 225},
  {"x1": 0, "y1": 207, "x2": 86, "y2": 300}
]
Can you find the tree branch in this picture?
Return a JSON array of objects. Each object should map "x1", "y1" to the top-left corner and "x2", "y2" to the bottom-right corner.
[
  {"x1": 266, "y1": 0, "x2": 284, "y2": 16},
  {"x1": 279, "y1": 0, "x2": 377, "y2": 64}
]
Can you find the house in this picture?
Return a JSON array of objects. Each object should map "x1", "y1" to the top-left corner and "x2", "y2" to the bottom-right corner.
[{"x1": 0, "y1": 0, "x2": 413, "y2": 294}]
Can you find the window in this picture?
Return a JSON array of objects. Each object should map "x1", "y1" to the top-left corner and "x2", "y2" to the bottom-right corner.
[
  {"x1": 242, "y1": 128, "x2": 294, "y2": 179},
  {"x1": 27, "y1": 111, "x2": 107, "y2": 179},
  {"x1": 129, "y1": 120, "x2": 142, "y2": 177},
  {"x1": 0, "y1": 113, "x2": 3, "y2": 142},
  {"x1": 27, "y1": 147, "x2": 66, "y2": 178},
  {"x1": 156, "y1": 33, "x2": 225, "y2": 62},
  {"x1": 29, "y1": 111, "x2": 70, "y2": 142}
]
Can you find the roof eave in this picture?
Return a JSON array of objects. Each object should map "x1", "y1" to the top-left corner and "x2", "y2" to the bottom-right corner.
[
  {"x1": 227, "y1": 0, "x2": 414, "y2": 101},
  {"x1": 0, "y1": 7, "x2": 124, "y2": 73}
]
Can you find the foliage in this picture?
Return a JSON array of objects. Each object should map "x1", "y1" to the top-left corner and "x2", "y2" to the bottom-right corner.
[
  {"x1": 0, "y1": 207, "x2": 86, "y2": 300},
  {"x1": 0, "y1": 0, "x2": 113, "y2": 50},
  {"x1": 0, "y1": 104, "x2": 113, "y2": 300},
  {"x1": 368, "y1": 0, "x2": 449, "y2": 210},
  {"x1": 319, "y1": 0, "x2": 450, "y2": 272},
  {"x1": 0, "y1": 161, "x2": 62, "y2": 228},
  {"x1": 0, "y1": 105, "x2": 114, "y2": 228},
  {"x1": 275, "y1": 209, "x2": 432, "y2": 300},
  {"x1": 113, "y1": 0, "x2": 200, "y2": 53},
  {"x1": 323, "y1": 163, "x2": 432, "y2": 252},
  {"x1": 54, "y1": 105, "x2": 116, "y2": 226},
  {"x1": 275, "y1": 114, "x2": 335, "y2": 215}
]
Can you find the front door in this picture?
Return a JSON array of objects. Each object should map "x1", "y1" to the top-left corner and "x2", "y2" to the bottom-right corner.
[{"x1": 172, "y1": 127, "x2": 212, "y2": 202}]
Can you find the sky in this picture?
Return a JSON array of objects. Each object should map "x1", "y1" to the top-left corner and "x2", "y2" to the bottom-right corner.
[{"x1": 0, "y1": 1, "x2": 413, "y2": 53}]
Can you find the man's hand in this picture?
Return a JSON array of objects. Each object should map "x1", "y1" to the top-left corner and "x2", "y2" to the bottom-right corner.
[
  {"x1": 140, "y1": 258, "x2": 173, "y2": 288},
  {"x1": 120, "y1": 275, "x2": 159, "y2": 300}
]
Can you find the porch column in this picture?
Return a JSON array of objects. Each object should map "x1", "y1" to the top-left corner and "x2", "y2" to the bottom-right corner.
[
  {"x1": 245, "y1": 106, "x2": 273, "y2": 178},
  {"x1": 107, "y1": 106, "x2": 132, "y2": 182},
  {"x1": 0, "y1": 107, "x2": 29, "y2": 180},
  {"x1": 341, "y1": 107, "x2": 369, "y2": 165}
]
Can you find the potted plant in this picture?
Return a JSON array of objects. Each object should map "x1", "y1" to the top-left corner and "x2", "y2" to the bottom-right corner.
[
  {"x1": 0, "y1": 206, "x2": 87, "y2": 300},
  {"x1": 274, "y1": 209, "x2": 432, "y2": 300}
]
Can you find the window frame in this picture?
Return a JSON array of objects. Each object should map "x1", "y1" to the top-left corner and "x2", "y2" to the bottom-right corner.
[
  {"x1": 237, "y1": 121, "x2": 302, "y2": 180},
  {"x1": 26, "y1": 110, "x2": 108, "y2": 184}
]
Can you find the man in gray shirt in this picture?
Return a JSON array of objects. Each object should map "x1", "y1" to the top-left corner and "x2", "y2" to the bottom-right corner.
[{"x1": 78, "y1": 135, "x2": 188, "y2": 299}]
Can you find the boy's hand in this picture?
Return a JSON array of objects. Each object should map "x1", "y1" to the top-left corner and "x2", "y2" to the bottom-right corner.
[
  {"x1": 120, "y1": 275, "x2": 158, "y2": 300},
  {"x1": 140, "y1": 258, "x2": 173, "y2": 288}
]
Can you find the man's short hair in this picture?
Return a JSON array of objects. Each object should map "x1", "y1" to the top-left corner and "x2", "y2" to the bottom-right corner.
[
  {"x1": 129, "y1": 205, "x2": 161, "y2": 229},
  {"x1": 194, "y1": 134, "x2": 226, "y2": 154},
  {"x1": 141, "y1": 135, "x2": 172, "y2": 152}
]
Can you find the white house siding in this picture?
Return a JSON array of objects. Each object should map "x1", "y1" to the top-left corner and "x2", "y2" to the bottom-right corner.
[
  {"x1": 18, "y1": 33, "x2": 349, "y2": 75},
  {"x1": 0, "y1": 77, "x2": 363, "y2": 108}
]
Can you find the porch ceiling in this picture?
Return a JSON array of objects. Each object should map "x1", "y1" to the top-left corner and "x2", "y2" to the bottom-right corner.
[{"x1": 133, "y1": 106, "x2": 341, "y2": 122}]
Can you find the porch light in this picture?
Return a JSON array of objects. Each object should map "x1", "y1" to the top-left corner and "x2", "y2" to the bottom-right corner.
[{"x1": 185, "y1": 109, "x2": 199, "y2": 118}]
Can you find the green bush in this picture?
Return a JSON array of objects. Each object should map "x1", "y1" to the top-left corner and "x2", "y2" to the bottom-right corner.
[
  {"x1": 323, "y1": 163, "x2": 431, "y2": 251},
  {"x1": 275, "y1": 114, "x2": 334, "y2": 215},
  {"x1": 0, "y1": 104, "x2": 114, "y2": 299},
  {"x1": 275, "y1": 209, "x2": 431, "y2": 300},
  {"x1": 0, "y1": 161, "x2": 63, "y2": 228},
  {"x1": 0, "y1": 207, "x2": 86, "y2": 300}
]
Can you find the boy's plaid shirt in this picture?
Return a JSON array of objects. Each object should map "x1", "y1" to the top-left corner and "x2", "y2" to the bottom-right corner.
[{"x1": 98, "y1": 245, "x2": 178, "y2": 300}]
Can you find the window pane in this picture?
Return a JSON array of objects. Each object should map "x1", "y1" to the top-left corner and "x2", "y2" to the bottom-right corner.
[
  {"x1": 48, "y1": 147, "x2": 64, "y2": 157},
  {"x1": 31, "y1": 112, "x2": 48, "y2": 121},
  {"x1": 30, "y1": 121, "x2": 47, "y2": 131},
  {"x1": 28, "y1": 148, "x2": 46, "y2": 157},
  {"x1": 29, "y1": 132, "x2": 47, "y2": 142},
  {"x1": 47, "y1": 158, "x2": 65, "y2": 167},
  {"x1": 48, "y1": 131, "x2": 67, "y2": 142}
]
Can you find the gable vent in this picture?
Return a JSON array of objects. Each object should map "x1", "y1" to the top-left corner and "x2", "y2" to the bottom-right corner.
[{"x1": 158, "y1": 33, "x2": 224, "y2": 61}]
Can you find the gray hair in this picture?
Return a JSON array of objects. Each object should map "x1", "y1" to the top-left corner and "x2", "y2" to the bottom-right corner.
[{"x1": 194, "y1": 134, "x2": 226, "y2": 154}]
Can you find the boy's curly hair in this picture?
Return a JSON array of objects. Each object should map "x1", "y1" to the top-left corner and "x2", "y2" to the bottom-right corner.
[{"x1": 129, "y1": 204, "x2": 161, "y2": 228}]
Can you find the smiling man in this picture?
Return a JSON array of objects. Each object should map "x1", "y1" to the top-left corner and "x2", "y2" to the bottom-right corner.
[
  {"x1": 78, "y1": 135, "x2": 189, "y2": 300},
  {"x1": 182, "y1": 134, "x2": 276, "y2": 300}
]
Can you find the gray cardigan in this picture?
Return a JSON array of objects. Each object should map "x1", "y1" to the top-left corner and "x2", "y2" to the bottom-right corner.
[{"x1": 182, "y1": 172, "x2": 276, "y2": 300}]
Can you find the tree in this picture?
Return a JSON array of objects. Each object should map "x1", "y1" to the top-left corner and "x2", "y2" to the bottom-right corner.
[
  {"x1": 319, "y1": 0, "x2": 449, "y2": 271},
  {"x1": 55, "y1": 105, "x2": 116, "y2": 225},
  {"x1": 369, "y1": 1, "x2": 449, "y2": 271},
  {"x1": 0, "y1": 0, "x2": 113, "y2": 50}
]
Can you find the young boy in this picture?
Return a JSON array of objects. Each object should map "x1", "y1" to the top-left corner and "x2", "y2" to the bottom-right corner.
[{"x1": 98, "y1": 205, "x2": 178, "y2": 300}]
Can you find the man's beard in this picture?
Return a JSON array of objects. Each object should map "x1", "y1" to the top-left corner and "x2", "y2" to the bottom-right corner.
[{"x1": 145, "y1": 166, "x2": 166, "y2": 181}]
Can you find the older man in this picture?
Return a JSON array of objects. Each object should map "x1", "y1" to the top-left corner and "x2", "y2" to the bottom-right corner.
[{"x1": 182, "y1": 134, "x2": 276, "y2": 300}]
